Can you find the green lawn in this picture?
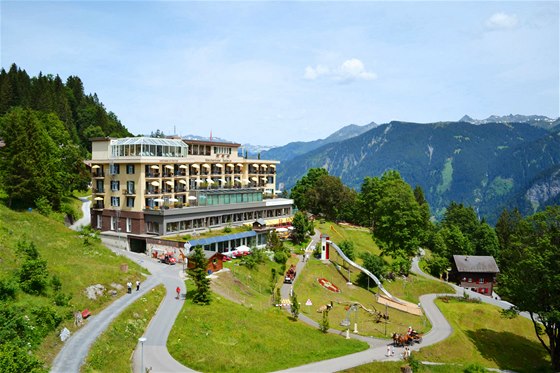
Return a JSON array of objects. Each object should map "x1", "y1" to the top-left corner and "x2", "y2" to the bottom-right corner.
[
  {"x1": 414, "y1": 298, "x2": 551, "y2": 373},
  {"x1": 168, "y1": 291, "x2": 368, "y2": 373},
  {"x1": 82, "y1": 285, "x2": 166, "y2": 373},
  {"x1": 340, "y1": 361, "x2": 465, "y2": 373}
]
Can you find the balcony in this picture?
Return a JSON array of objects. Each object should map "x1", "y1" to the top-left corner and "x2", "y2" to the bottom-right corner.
[
  {"x1": 92, "y1": 171, "x2": 105, "y2": 178},
  {"x1": 123, "y1": 189, "x2": 136, "y2": 195},
  {"x1": 145, "y1": 172, "x2": 161, "y2": 178},
  {"x1": 92, "y1": 188, "x2": 105, "y2": 194},
  {"x1": 92, "y1": 202, "x2": 105, "y2": 210}
]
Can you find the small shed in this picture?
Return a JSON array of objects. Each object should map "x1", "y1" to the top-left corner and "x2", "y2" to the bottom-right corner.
[
  {"x1": 450, "y1": 255, "x2": 500, "y2": 296},
  {"x1": 187, "y1": 250, "x2": 225, "y2": 274}
]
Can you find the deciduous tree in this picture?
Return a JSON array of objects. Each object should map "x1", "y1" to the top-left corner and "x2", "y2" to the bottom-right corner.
[{"x1": 499, "y1": 206, "x2": 560, "y2": 371}]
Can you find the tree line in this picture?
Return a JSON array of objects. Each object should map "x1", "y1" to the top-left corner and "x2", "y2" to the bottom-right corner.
[
  {"x1": 290, "y1": 167, "x2": 559, "y2": 370},
  {"x1": 0, "y1": 63, "x2": 132, "y2": 210}
]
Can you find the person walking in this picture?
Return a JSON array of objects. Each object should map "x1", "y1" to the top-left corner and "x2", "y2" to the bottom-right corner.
[
  {"x1": 176, "y1": 286, "x2": 181, "y2": 299},
  {"x1": 127, "y1": 281, "x2": 132, "y2": 294},
  {"x1": 386, "y1": 345, "x2": 391, "y2": 357},
  {"x1": 136, "y1": 280, "x2": 140, "y2": 291}
]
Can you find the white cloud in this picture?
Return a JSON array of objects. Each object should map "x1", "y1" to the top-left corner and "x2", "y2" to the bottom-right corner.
[
  {"x1": 304, "y1": 64, "x2": 330, "y2": 80},
  {"x1": 304, "y1": 58, "x2": 377, "y2": 82},
  {"x1": 485, "y1": 12, "x2": 519, "y2": 30}
]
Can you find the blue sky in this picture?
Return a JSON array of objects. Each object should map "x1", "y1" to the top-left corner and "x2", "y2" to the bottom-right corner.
[{"x1": 1, "y1": 1, "x2": 558, "y2": 146}]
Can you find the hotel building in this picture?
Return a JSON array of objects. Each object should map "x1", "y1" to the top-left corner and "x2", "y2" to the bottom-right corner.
[{"x1": 87, "y1": 137, "x2": 293, "y2": 244}]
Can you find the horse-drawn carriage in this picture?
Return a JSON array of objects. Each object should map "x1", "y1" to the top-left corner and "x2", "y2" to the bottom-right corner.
[{"x1": 392, "y1": 330, "x2": 423, "y2": 346}]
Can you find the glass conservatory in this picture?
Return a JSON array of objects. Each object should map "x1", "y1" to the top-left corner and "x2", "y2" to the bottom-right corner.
[{"x1": 109, "y1": 137, "x2": 188, "y2": 158}]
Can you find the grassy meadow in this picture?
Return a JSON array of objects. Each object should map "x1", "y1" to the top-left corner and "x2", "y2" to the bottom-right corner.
[{"x1": 82, "y1": 285, "x2": 166, "y2": 373}]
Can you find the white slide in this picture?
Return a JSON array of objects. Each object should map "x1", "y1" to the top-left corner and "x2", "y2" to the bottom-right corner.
[{"x1": 328, "y1": 240, "x2": 405, "y2": 305}]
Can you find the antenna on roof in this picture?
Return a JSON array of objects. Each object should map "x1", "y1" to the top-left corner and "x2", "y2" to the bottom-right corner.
[{"x1": 210, "y1": 129, "x2": 213, "y2": 141}]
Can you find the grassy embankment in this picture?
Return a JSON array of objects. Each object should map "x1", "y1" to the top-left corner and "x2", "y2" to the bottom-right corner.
[
  {"x1": 81, "y1": 285, "x2": 166, "y2": 373},
  {"x1": 0, "y1": 203, "x2": 147, "y2": 366}
]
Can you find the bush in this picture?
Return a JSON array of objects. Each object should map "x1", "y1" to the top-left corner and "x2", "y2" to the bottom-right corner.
[
  {"x1": 19, "y1": 259, "x2": 49, "y2": 295},
  {"x1": 273, "y1": 251, "x2": 288, "y2": 265},
  {"x1": 0, "y1": 276, "x2": 18, "y2": 301},
  {"x1": 34, "y1": 196, "x2": 52, "y2": 216},
  {"x1": 53, "y1": 292, "x2": 72, "y2": 307}
]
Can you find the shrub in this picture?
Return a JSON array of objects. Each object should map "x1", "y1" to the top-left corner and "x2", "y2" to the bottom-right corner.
[
  {"x1": 0, "y1": 276, "x2": 18, "y2": 301},
  {"x1": 34, "y1": 196, "x2": 52, "y2": 216},
  {"x1": 273, "y1": 251, "x2": 288, "y2": 265},
  {"x1": 19, "y1": 258, "x2": 49, "y2": 295},
  {"x1": 320, "y1": 310, "x2": 330, "y2": 333}
]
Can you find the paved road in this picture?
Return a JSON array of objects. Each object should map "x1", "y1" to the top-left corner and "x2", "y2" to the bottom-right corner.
[{"x1": 69, "y1": 196, "x2": 91, "y2": 231}]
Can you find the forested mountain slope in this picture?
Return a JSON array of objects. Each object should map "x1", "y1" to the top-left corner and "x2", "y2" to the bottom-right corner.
[
  {"x1": 261, "y1": 122, "x2": 376, "y2": 162},
  {"x1": 278, "y1": 121, "x2": 560, "y2": 222}
]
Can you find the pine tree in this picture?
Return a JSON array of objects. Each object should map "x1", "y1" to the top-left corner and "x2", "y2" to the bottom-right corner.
[
  {"x1": 290, "y1": 291, "x2": 299, "y2": 320},
  {"x1": 189, "y1": 246, "x2": 211, "y2": 305}
]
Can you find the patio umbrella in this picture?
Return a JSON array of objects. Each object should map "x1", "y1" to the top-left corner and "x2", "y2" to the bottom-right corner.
[
  {"x1": 154, "y1": 198, "x2": 165, "y2": 203},
  {"x1": 169, "y1": 198, "x2": 179, "y2": 202},
  {"x1": 188, "y1": 196, "x2": 197, "y2": 201},
  {"x1": 94, "y1": 197, "x2": 103, "y2": 201}
]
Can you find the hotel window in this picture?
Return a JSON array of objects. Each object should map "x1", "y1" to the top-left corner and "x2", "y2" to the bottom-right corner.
[
  {"x1": 111, "y1": 180, "x2": 120, "y2": 192},
  {"x1": 126, "y1": 197, "x2": 135, "y2": 208},
  {"x1": 126, "y1": 164, "x2": 135, "y2": 174},
  {"x1": 111, "y1": 197, "x2": 120, "y2": 207},
  {"x1": 96, "y1": 215, "x2": 102, "y2": 229},
  {"x1": 110, "y1": 164, "x2": 120, "y2": 175},
  {"x1": 126, "y1": 218, "x2": 132, "y2": 233},
  {"x1": 127, "y1": 181, "x2": 135, "y2": 194}
]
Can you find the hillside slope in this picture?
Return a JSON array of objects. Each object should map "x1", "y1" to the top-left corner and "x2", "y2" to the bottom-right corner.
[
  {"x1": 277, "y1": 121, "x2": 560, "y2": 222},
  {"x1": 261, "y1": 122, "x2": 376, "y2": 162}
]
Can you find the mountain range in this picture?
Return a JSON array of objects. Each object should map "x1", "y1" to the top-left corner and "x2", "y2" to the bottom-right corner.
[{"x1": 262, "y1": 115, "x2": 559, "y2": 223}]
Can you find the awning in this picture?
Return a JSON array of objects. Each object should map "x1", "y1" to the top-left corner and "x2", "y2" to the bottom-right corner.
[
  {"x1": 202, "y1": 164, "x2": 210, "y2": 168},
  {"x1": 216, "y1": 164, "x2": 223, "y2": 168},
  {"x1": 270, "y1": 165, "x2": 276, "y2": 168},
  {"x1": 261, "y1": 164, "x2": 267, "y2": 168},
  {"x1": 94, "y1": 197, "x2": 103, "y2": 201},
  {"x1": 165, "y1": 181, "x2": 174, "y2": 186},
  {"x1": 261, "y1": 177, "x2": 267, "y2": 181},
  {"x1": 191, "y1": 164, "x2": 200, "y2": 169},
  {"x1": 91, "y1": 165, "x2": 100, "y2": 169},
  {"x1": 251, "y1": 177, "x2": 258, "y2": 181},
  {"x1": 252, "y1": 163, "x2": 259, "y2": 168},
  {"x1": 236, "y1": 163, "x2": 243, "y2": 167},
  {"x1": 151, "y1": 181, "x2": 160, "y2": 186},
  {"x1": 165, "y1": 165, "x2": 174, "y2": 170},
  {"x1": 150, "y1": 165, "x2": 159, "y2": 169},
  {"x1": 179, "y1": 165, "x2": 188, "y2": 169},
  {"x1": 179, "y1": 180, "x2": 187, "y2": 185}
]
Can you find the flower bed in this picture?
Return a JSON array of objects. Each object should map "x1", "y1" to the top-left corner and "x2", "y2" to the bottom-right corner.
[{"x1": 317, "y1": 278, "x2": 340, "y2": 293}]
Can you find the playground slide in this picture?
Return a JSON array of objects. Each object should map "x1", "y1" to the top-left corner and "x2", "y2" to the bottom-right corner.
[{"x1": 327, "y1": 240, "x2": 405, "y2": 305}]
